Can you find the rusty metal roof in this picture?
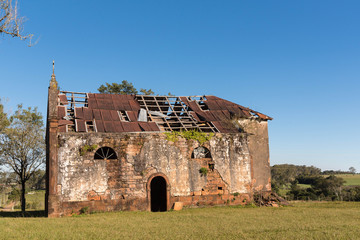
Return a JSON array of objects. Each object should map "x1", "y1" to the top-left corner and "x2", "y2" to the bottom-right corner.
[{"x1": 57, "y1": 91, "x2": 272, "y2": 133}]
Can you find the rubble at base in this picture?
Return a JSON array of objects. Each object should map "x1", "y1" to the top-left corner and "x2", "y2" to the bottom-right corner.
[{"x1": 253, "y1": 192, "x2": 290, "y2": 207}]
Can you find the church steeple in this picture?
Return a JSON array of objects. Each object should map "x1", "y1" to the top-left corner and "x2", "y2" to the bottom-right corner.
[{"x1": 50, "y1": 60, "x2": 58, "y2": 89}]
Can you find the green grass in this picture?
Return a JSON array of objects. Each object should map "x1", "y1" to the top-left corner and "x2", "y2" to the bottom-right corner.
[
  {"x1": 322, "y1": 174, "x2": 360, "y2": 186},
  {"x1": 335, "y1": 174, "x2": 360, "y2": 186},
  {"x1": 25, "y1": 190, "x2": 45, "y2": 210},
  {"x1": 1, "y1": 202, "x2": 360, "y2": 239},
  {"x1": 297, "y1": 183, "x2": 311, "y2": 189},
  {"x1": 279, "y1": 175, "x2": 360, "y2": 195}
]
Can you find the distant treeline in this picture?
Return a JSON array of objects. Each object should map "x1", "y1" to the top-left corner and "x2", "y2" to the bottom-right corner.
[
  {"x1": 322, "y1": 170, "x2": 355, "y2": 175},
  {"x1": 271, "y1": 164, "x2": 360, "y2": 201}
]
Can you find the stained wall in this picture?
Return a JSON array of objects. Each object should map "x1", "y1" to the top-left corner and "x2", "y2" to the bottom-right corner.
[{"x1": 52, "y1": 132, "x2": 257, "y2": 216}]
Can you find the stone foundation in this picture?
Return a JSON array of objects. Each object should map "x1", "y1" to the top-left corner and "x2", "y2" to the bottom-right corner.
[{"x1": 60, "y1": 193, "x2": 252, "y2": 216}]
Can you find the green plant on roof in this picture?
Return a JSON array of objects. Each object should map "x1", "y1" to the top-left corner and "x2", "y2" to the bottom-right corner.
[{"x1": 165, "y1": 130, "x2": 214, "y2": 145}]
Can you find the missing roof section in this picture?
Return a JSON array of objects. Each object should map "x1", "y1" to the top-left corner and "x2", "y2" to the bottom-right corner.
[
  {"x1": 56, "y1": 91, "x2": 272, "y2": 133},
  {"x1": 136, "y1": 95, "x2": 216, "y2": 132}
]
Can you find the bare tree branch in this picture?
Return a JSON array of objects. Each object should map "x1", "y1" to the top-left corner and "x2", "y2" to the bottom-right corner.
[{"x1": 0, "y1": 0, "x2": 33, "y2": 45}]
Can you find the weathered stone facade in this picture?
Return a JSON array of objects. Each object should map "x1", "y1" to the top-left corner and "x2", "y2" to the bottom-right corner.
[{"x1": 46, "y1": 77, "x2": 271, "y2": 217}]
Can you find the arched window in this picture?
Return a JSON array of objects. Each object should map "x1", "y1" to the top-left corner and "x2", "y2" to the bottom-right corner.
[
  {"x1": 192, "y1": 146, "x2": 214, "y2": 171},
  {"x1": 191, "y1": 146, "x2": 211, "y2": 159},
  {"x1": 94, "y1": 147, "x2": 117, "y2": 160}
]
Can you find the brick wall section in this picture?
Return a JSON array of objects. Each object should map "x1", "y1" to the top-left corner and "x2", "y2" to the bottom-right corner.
[
  {"x1": 52, "y1": 132, "x2": 260, "y2": 216},
  {"x1": 46, "y1": 77, "x2": 60, "y2": 217}
]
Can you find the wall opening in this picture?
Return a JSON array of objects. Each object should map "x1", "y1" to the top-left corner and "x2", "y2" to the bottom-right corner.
[
  {"x1": 191, "y1": 146, "x2": 211, "y2": 159},
  {"x1": 94, "y1": 147, "x2": 117, "y2": 160},
  {"x1": 150, "y1": 176, "x2": 167, "y2": 212}
]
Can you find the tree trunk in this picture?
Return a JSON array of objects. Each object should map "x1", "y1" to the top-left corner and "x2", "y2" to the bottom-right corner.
[{"x1": 21, "y1": 180, "x2": 26, "y2": 213}]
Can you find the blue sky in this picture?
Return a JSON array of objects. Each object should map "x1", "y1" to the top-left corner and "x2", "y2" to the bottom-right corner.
[{"x1": 1, "y1": 0, "x2": 359, "y2": 172}]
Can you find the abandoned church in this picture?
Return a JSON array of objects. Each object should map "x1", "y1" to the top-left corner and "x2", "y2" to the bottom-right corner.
[{"x1": 46, "y1": 72, "x2": 273, "y2": 217}]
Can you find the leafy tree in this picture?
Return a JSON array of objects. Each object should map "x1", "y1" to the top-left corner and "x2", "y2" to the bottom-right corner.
[
  {"x1": 0, "y1": 0, "x2": 33, "y2": 44},
  {"x1": 343, "y1": 186, "x2": 360, "y2": 201},
  {"x1": 0, "y1": 105, "x2": 45, "y2": 212},
  {"x1": 0, "y1": 101, "x2": 9, "y2": 132},
  {"x1": 98, "y1": 81, "x2": 138, "y2": 94},
  {"x1": 0, "y1": 170, "x2": 5, "y2": 192},
  {"x1": 271, "y1": 164, "x2": 321, "y2": 189},
  {"x1": 139, "y1": 88, "x2": 155, "y2": 95},
  {"x1": 311, "y1": 175, "x2": 345, "y2": 200},
  {"x1": 0, "y1": 170, "x2": 17, "y2": 185},
  {"x1": 27, "y1": 169, "x2": 45, "y2": 190},
  {"x1": 7, "y1": 187, "x2": 20, "y2": 202},
  {"x1": 98, "y1": 80, "x2": 154, "y2": 95},
  {"x1": 349, "y1": 167, "x2": 356, "y2": 175},
  {"x1": 288, "y1": 180, "x2": 317, "y2": 201}
]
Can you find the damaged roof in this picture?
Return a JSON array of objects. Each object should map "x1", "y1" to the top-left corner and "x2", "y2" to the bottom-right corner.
[{"x1": 57, "y1": 91, "x2": 272, "y2": 133}]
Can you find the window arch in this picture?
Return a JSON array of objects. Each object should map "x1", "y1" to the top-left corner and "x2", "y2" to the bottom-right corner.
[
  {"x1": 191, "y1": 146, "x2": 211, "y2": 159},
  {"x1": 94, "y1": 147, "x2": 117, "y2": 160}
]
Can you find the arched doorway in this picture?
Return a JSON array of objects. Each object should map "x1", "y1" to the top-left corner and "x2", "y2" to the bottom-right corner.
[{"x1": 150, "y1": 176, "x2": 167, "y2": 212}]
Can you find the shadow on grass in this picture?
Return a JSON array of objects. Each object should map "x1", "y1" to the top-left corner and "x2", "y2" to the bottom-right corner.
[{"x1": 0, "y1": 210, "x2": 46, "y2": 218}]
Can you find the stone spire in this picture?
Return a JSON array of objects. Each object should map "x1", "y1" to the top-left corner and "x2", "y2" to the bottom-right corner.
[{"x1": 50, "y1": 60, "x2": 58, "y2": 89}]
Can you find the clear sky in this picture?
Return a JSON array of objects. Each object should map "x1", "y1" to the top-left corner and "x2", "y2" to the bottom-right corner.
[{"x1": 1, "y1": 0, "x2": 359, "y2": 172}]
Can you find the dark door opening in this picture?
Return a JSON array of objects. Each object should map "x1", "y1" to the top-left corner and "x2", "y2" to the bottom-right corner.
[{"x1": 150, "y1": 176, "x2": 167, "y2": 212}]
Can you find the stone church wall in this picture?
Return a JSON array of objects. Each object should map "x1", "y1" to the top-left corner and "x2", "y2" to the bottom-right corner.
[{"x1": 54, "y1": 132, "x2": 257, "y2": 215}]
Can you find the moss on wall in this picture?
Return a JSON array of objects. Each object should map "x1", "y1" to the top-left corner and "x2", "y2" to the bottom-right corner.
[{"x1": 164, "y1": 130, "x2": 214, "y2": 145}]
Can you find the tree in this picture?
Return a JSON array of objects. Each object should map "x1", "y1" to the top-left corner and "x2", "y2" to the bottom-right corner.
[
  {"x1": 312, "y1": 175, "x2": 345, "y2": 201},
  {"x1": 0, "y1": 101, "x2": 9, "y2": 132},
  {"x1": 349, "y1": 167, "x2": 356, "y2": 175},
  {"x1": 0, "y1": 0, "x2": 32, "y2": 44},
  {"x1": 98, "y1": 80, "x2": 154, "y2": 95},
  {"x1": 271, "y1": 164, "x2": 321, "y2": 188},
  {"x1": 27, "y1": 169, "x2": 45, "y2": 190},
  {"x1": 139, "y1": 88, "x2": 155, "y2": 95},
  {"x1": 0, "y1": 105, "x2": 45, "y2": 213}
]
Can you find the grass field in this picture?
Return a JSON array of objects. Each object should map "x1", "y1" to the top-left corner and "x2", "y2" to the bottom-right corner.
[
  {"x1": 295, "y1": 175, "x2": 360, "y2": 187},
  {"x1": 0, "y1": 202, "x2": 360, "y2": 239},
  {"x1": 25, "y1": 190, "x2": 45, "y2": 210},
  {"x1": 278, "y1": 174, "x2": 360, "y2": 197},
  {"x1": 335, "y1": 174, "x2": 360, "y2": 186},
  {"x1": 297, "y1": 183, "x2": 311, "y2": 189}
]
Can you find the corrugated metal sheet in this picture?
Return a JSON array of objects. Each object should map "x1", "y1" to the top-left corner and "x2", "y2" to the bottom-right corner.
[
  {"x1": 74, "y1": 107, "x2": 83, "y2": 119},
  {"x1": 58, "y1": 106, "x2": 66, "y2": 119},
  {"x1": 93, "y1": 109, "x2": 102, "y2": 120},
  {"x1": 148, "y1": 122, "x2": 160, "y2": 131},
  {"x1": 110, "y1": 110, "x2": 119, "y2": 121},
  {"x1": 75, "y1": 119, "x2": 86, "y2": 132},
  {"x1": 121, "y1": 122, "x2": 142, "y2": 132},
  {"x1": 83, "y1": 108, "x2": 93, "y2": 120},
  {"x1": 126, "y1": 111, "x2": 137, "y2": 122},
  {"x1": 114, "y1": 121, "x2": 124, "y2": 132},
  {"x1": 95, "y1": 119, "x2": 104, "y2": 132},
  {"x1": 103, "y1": 121, "x2": 115, "y2": 132},
  {"x1": 139, "y1": 122, "x2": 152, "y2": 131},
  {"x1": 100, "y1": 110, "x2": 112, "y2": 121},
  {"x1": 58, "y1": 94, "x2": 68, "y2": 105},
  {"x1": 58, "y1": 119, "x2": 73, "y2": 126}
]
